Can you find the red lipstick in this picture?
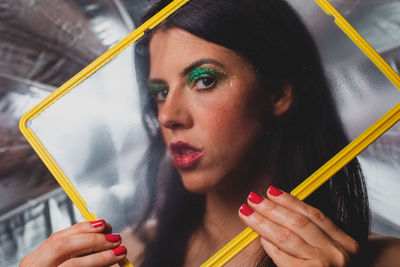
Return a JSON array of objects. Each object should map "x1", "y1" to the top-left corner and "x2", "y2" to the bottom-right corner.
[{"x1": 170, "y1": 141, "x2": 203, "y2": 169}]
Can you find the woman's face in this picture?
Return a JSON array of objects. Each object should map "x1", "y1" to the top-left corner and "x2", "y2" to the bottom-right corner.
[{"x1": 148, "y1": 28, "x2": 270, "y2": 193}]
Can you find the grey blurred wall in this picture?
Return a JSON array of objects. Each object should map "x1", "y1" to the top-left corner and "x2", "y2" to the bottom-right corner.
[{"x1": 0, "y1": 1, "x2": 399, "y2": 266}]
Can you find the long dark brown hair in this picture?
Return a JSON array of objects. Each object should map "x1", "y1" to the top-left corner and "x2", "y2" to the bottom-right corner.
[{"x1": 133, "y1": 0, "x2": 370, "y2": 266}]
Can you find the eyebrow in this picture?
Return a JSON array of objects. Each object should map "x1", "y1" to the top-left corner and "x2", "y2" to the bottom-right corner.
[
  {"x1": 182, "y1": 59, "x2": 225, "y2": 76},
  {"x1": 148, "y1": 79, "x2": 166, "y2": 85},
  {"x1": 147, "y1": 79, "x2": 167, "y2": 94},
  {"x1": 148, "y1": 58, "x2": 225, "y2": 86}
]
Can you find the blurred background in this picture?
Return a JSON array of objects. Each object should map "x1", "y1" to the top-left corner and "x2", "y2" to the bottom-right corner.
[{"x1": 0, "y1": 0, "x2": 399, "y2": 266}]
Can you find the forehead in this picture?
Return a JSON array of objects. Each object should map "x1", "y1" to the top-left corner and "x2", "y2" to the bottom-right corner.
[{"x1": 148, "y1": 28, "x2": 249, "y2": 77}]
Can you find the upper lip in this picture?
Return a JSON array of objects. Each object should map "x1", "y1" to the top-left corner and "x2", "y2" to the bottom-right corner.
[{"x1": 170, "y1": 141, "x2": 201, "y2": 155}]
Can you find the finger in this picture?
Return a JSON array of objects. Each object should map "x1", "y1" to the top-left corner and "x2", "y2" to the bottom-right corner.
[
  {"x1": 247, "y1": 192, "x2": 335, "y2": 251},
  {"x1": 260, "y1": 238, "x2": 307, "y2": 266},
  {"x1": 49, "y1": 220, "x2": 108, "y2": 240},
  {"x1": 59, "y1": 246, "x2": 127, "y2": 267},
  {"x1": 43, "y1": 233, "x2": 122, "y2": 265},
  {"x1": 239, "y1": 204, "x2": 316, "y2": 259},
  {"x1": 104, "y1": 222, "x2": 113, "y2": 234},
  {"x1": 267, "y1": 186, "x2": 360, "y2": 255}
]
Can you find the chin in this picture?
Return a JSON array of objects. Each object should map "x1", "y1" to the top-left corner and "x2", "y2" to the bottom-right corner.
[
  {"x1": 181, "y1": 180, "x2": 211, "y2": 194},
  {"x1": 179, "y1": 172, "x2": 217, "y2": 194}
]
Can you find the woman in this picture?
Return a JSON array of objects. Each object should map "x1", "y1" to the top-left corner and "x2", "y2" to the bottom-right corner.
[
  {"x1": 132, "y1": 0, "x2": 368, "y2": 265},
  {"x1": 21, "y1": 0, "x2": 400, "y2": 266}
]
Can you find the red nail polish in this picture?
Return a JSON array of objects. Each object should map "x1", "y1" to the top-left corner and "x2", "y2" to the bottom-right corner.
[
  {"x1": 91, "y1": 219, "x2": 105, "y2": 228},
  {"x1": 113, "y1": 246, "x2": 127, "y2": 256},
  {"x1": 248, "y1": 192, "x2": 263, "y2": 204},
  {"x1": 105, "y1": 234, "x2": 121, "y2": 243},
  {"x1": 240, "y1": 204, "x2": 254, "y2": 216},
  {"x1": 268, "y1": 186, "x2": 283, "y2": 196}
]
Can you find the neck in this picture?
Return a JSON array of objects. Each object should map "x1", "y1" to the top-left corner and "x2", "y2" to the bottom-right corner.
[
  {"x1": 185, "y1": 176, "x2": 269, "y2": 266},
  {"x1": 204, "y1": 189, "x2": 247, "y2": 239},
  {"x1": 201, "y1": 169, "x2": 271, "y2": 247},
  {"x1": 185, "y1": 165, "x2": 271, "y2": 265}
]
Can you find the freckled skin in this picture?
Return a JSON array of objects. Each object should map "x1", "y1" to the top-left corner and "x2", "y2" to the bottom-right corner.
[{"x1": 149, "y1": 28, "x2": 270, "y2": 194}]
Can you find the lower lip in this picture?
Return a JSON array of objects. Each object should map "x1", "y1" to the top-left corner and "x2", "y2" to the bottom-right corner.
[{"x1": 172, "y1": 152, "x2": 203, "y2": 169}]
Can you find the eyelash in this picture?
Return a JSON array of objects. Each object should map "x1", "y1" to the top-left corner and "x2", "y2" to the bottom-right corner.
[
  {"x1": 151, "y1": 87, "x2": 168, "y2": 102},
  {"x1": 191, "y1": 74, "x2": 218, "y2": 90},
  {"x1": 149, "y1": 68, "x2": 224, "y2": 102}
]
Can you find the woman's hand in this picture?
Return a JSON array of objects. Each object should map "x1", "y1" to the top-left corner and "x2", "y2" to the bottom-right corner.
[
  {"x1": 239, "y1": 186, "x2": 360, "y2": 266},
  {"x1": 20, "y1": 220, "x2": 127, "y2": 267}
]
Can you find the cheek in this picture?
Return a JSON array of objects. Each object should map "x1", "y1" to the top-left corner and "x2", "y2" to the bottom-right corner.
[
  {"x1": 197, "y1": 105, "x2": 234, "y2": 129},
  {"x1": 196, "y1": 104, "x2": 263, "y2": 147},
  {"x1": 160, "y1": 127, "x2": 170, "y2": 143}
]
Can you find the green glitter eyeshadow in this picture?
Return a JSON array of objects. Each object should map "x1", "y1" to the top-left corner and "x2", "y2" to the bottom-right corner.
[
  {"x1": 187, "y1": 67, "x2": 225, "y2": 84},
  {"x1": 149, "y1": 83, "x2": 168, "y2": 93}
]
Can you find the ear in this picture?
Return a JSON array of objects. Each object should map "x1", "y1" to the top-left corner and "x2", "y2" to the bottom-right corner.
[{"x1": 271, "y1": 83, "x2": 293, "y2": 116}]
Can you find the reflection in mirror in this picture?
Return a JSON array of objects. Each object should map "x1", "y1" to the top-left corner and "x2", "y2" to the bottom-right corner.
[{"x1": 291, "y1": 0, "x2": 400, "y2": 238}]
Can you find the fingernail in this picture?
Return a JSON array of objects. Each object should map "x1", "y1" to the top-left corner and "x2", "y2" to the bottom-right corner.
[
  {"x1": 268, "y1": 186, "x2": 283, "y2": 196},
  {"x1": 239, "y1": 204, "x2": 254, "y2": 216},
  {"x1": 113, "y1": 246, "x2": 127, "y2": 256},
  {"x1": 90, "y1": 219, "x2": 105, "y2": 228},
  {"x1": 105, "y1": 234, "x2": 121, "y2": 243},
  {"x1": 248, "y1": 192, "x2": 263, "y2": 204}
]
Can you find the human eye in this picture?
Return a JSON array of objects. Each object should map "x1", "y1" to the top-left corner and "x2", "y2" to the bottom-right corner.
[
  {"x1": 194, "y1": 76, "x2": 217, "y2": 90},
  {"x1": 148, "y1": 82, "x2": 169, "y2": 102},
  {"x1": 187, "y1": 66, "x2": 226, "y2": 91}
]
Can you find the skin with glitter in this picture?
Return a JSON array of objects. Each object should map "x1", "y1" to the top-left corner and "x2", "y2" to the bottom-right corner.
[
  {"x1": 148, "y1": 63, "x2": 227, "y2": 102},
  {"x1": 173, "y1": 152, "x2": 203, "y2": 168},
  {"x1": 148, "y1": 82, "x2": 169, "y2": 101},
  {"x1": 187, "y1": 65, "x2": 226, "y2": 89}
]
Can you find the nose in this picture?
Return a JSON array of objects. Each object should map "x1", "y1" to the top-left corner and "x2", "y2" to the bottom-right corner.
[{"x1": 158, "y1": 87, "x2": 193, "y2": 130}]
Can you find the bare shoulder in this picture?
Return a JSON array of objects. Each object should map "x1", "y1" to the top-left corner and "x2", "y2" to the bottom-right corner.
[
  {"x1": 366, "y1": 232, "x2": 400, "y2": 266},
  {"x1": 120, "y1": 220, "x2": 157, "y2": 266}
]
